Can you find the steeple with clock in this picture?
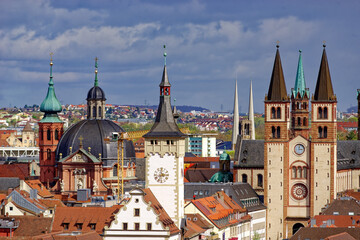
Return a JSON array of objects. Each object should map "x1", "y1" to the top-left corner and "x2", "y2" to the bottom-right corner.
[{"x1": 143, "y1": 46, "x2": 187, "y2": 228}]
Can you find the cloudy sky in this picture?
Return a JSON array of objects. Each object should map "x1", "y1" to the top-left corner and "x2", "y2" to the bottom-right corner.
[{"x1": 0, "y1": 0, "x2": 359, "y2": 113}]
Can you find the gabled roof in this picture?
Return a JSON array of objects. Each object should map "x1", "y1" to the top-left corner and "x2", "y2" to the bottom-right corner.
[
  {"x1": 0, "y1": 164, "x2": 29, "y2": 179},
  {"x1": 143, "y1": 188, "x2": 180, "y2": 235},
  {"x1": 52, "y1": 206, "x2": 119, "y2": 234},
  {"x1": 291, "y1": 227, "x2": 360, "y2": 240},
  {"x1": 312, "y1": 215, "x2": 360, "y2": 228},
  {"x1": 266, "y1": 46, "x2": 288, "y2": 101},
  {"x1": 234, "y1": 138, "x2": 264, "y2": 168},
  {"x1": 313, "y1": 46, "x2": 336, "y2": 101},
  {"x1": 59, "y1": 147, "x2": 100, "y2": 163},
  {"x1": 24, "y1": 179, "x2": 53, "y2": 198},
  {"x1": 3, "y1": 216, "x2": 52, "y2": 237},
  {"x1": 321, "y1": 198, "x2": 360, "y2": 215}
]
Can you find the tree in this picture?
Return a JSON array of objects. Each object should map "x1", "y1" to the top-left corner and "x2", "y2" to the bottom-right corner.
[{"x1": 346, "y1": 130, "x2": 357, "y2": 140}]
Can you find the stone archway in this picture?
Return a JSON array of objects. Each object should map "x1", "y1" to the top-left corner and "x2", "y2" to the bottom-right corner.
[{"x1": 292, "y1": 223, "x2": 304, "y2": 235}]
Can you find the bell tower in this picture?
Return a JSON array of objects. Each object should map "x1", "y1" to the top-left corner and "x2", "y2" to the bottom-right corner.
[
  {"x1": 291, "y1": 50, "x2": 310, "y2": 139},
  {"x1": 143, "y1": 46, "x2": 186, "y2": 228},
  {"x1": 39, "y1": 53, "x2": 64, "y2": 185},
  {"x1": 310, "y1": 44, "x2": 337, "y2": 216}
]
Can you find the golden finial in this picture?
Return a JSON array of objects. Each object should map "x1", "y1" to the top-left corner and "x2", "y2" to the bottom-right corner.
[
  {"x1": 322, "y1": 40, "x2": 326, "y2": 48},
  {"x1": 50, "y1": 52, "x2": 54, "y2": 65},
  {"x1": 276, "y1": 40, "x2": 280, "y2": 48}
]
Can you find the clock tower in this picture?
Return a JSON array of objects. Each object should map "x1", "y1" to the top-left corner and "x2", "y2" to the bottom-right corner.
[{"x1": 143, "y1": 46, "x2": 186, "y2": 228}]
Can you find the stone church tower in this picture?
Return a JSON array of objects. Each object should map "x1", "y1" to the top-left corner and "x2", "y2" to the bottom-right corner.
[
  {"x1": 39, "y1": 55, "x2": 64, "y2": 185},
  {"x1": 143, "y1": 47, "x2": 186, "y2": 228},
  {"x1": 264, "y1": 45, "x2": 337, "y2": 239}
]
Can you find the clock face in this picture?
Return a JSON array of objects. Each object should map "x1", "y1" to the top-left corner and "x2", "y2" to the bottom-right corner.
[
  {"x1": 294, "y1": 144, "x2": 305, "y2": 155},
  {"x1": 291, "y1": 183, "x2": 308, "y2": 200},
  {"x1": 154, "y1": 167, "x2": 169, "y2": 183}
]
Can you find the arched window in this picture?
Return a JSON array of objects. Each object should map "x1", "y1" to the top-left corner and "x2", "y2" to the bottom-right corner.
[
  {"x1": 242, "y1": 174, "x2": 248, "y2": 183},
  {"x1": 297, "y1": 167, "x2": 302, "y2": 178},
  {"x1": 296, "y1": 102, "x2": 300, "y2": 110},
  {"x1": 292, "y1": 117, "x2": 295, "y2": 128},
  {"x1": 113, "y1": 165, "x2": 118, "y2": 177},
  {"x1": 292, "y1": 167, "x2": 297, "y2": 178},
  {"x1": 293, "y1": 223, "x2": 304, "y2": 235},
  {"x1": 303, "y1": 167, "x2": 307, "y2": 178},
  {"x1": 292, "y1": 102, "x2": 295, "y2": 111},
  {"x1": 318, "y1": 127, "x2": 323, "y2": 138},
  {"x1": 93, "y1": 106, "x2": 96, "y2": 118},
  {"x1": 324, "y1": 107, "x2": 328, "y2": 119},
  {"x1": 47, "y1": 129, "x2": 51, "y2": 140},
  {"x1": 277, "y1": 107, "x2": 281, "y2": 119},
  {"x1": 39, "y1": 130, "x2": 43, "y2": 141},
  {"x1": 271, "y1": 107, "x2": 276, "y2": 119},
  {"x1": 318, "y1": 107, "x2": 323, "y2": 119},
  {"x1": 257, "y1": 174, "x2": 263, "y2": 187},
  {"x1": 303, "y1": 102, "x2": 307, "y2": 110},
  {"x1": 47, "y1": 149, "x2": 51, "y2": 160},
  {"x1": 297, "y1": 117, "x2": 301, "y2": 126},
  {"x1": 303, "y1": 118, "x2": 307, "y2": 126},
  {"x1": 272, "y1": 127, "x2": 276, "y2": 138},
  {"x1": 277, "y1": 127, "x2": 280, "y2": 138},
  {"x1": 98, "y1": 106, "x2": 102, "y2": 118},
  {"x1": 55, "y1": 129, "x2": 59, "y2": 140},
  {"x1": 324, "y1": 126, "x2": 328, "y2": 138}
]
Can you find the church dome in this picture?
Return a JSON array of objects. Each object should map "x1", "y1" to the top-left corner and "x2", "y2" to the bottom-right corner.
[
  {"x1": 219, "y1": 151, "x2": 231, "y2": 161},
  {"x1": 87, "y1": 86, "x2": 106, "y2": 101},
  {"x1": 55, "y1": 119, "x2": 135, "y2": 160}
]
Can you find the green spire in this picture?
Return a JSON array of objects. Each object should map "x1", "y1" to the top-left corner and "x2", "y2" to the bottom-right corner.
[
  {"x1": 40, "y1": 53, "x2": 62, "y2": 123},
  {"x1": 94, "y1": 57, "x2": 99, "y2": 87},
  {"x1": 292, "y1": 50, "x2": 308, "y2": 98},
  {"x1": 163, "y1": 45, "x2": 167, "y2": 66}
]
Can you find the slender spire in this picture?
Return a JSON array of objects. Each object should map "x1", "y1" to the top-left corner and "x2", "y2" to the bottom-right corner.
[
  {"x1": 232, "y1": 79, "x2": 239, "y2": 149},
  {"x1": 163, "y1": 44, "x2": 167, "y2": 66},
  {"x1": 248, "y1": 80, "x2": 255, "y2": 140},
  {"x1": 267, "y1": 44, "x2": 288, "y2": 101},
  {"x1": 94, "y1": 57, "x2": 99, "y2": 87},
  {"x1": 143, "y1": 46, "x2": 185, "y2": 138},
  {"x1": 292, "y1": 50, "x2": 308, "y2": 98},
  {"x1": 314, "y1": 43, "x2": 336, "y2": 101}
]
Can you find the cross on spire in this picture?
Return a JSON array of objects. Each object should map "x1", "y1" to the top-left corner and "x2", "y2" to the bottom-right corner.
[{"x1": 78, "y1": 135, "x2": 84, "y2": 148}]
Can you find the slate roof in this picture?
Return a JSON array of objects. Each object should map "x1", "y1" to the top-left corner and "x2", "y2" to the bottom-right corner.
[
  {"x1": 87, "y1": 86, "x2": 106, "y2": 101},
  {"x1": 0, "y1": 177, "x2": 20, "y2": 192},
  {"x1": 337, "y1": 141, "x2": 360, "y2": 170},
  {"x1": 234, "y1": 138, "x2": 264, "y2": 168},
  {"x1": 185, "y1": 182, "x2": 265, "y2": 212},
  {"x1": 321, "y1": 198, "x2": 360, "y2": 215},
  {"x1": 266, "y1": 46, "x2": 288, "y2": 101},
  {"x1": 290, "y1": 228, "x2": 360, "y2": 240},
  {"x1": 185, "y1": 168, "x2": 218, "y2": 182},
  {"x1": 313, "y1": 46, "x2": 336, "y2": 101},
  {"x1": 56, "y1": 119, "x2": 135, "y2": 161}
]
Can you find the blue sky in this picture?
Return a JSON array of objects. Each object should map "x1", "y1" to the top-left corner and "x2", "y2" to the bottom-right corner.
[{"x1": 0, "y1": 0, "x2": 359, "y2": 113}]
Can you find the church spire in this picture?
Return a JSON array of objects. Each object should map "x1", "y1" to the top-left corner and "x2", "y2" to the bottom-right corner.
[
  {"x1": 292, "y1": 50, "x2": 308, "y2": 98},
  {"x1": 143, "y1": 46, "x2": 185, "y2": 138},
  {"x1": 266, "y1": 44, "x2": 288, "y2": 101},
  {"x1": 248, "y1": 80, "x2": 255, "y2": 140},
  {"x1": 40, "y1": 53, "x2": 62, "y2": 122},
  {"x1": 232, "y1": 79, "x2": 239, "y2": 150},
  {"x1": 313, "y1": 43, "x2": 336, "y2": 101}
]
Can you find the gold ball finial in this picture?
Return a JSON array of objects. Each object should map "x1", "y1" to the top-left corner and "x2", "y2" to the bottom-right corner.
[
  {"x1": 276, "y1": 40, "x2": 280, "y2": 48},
  {"x1": 50, "y1": 52, "x2": 54, "y2": 65},
  {"x1": 322, "y1": 40, "x2": 326, "y2": 48}
]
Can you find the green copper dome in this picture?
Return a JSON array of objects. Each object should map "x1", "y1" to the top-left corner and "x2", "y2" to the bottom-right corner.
[
  {"x1": 40, "y1": 59, "x2": 62, "y2": 123},
  {"x1": 219, "y1": 151, "x2": 231, "y2": 161},
  {"x1": 210, "y1": 171, "x2": 233, "y2": 183}
]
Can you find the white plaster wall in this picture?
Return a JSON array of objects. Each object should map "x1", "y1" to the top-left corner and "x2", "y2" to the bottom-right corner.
[{"x1": 5, "y1": 202, "x2": 24, "y2": 216}]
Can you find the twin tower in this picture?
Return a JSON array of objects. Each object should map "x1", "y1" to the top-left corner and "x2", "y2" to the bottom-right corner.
[{"x1": 264, "y1": 44, "x2": 337, "y2": 239}]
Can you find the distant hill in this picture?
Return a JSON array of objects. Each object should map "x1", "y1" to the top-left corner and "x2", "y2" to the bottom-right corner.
[
  {"x1": 346, "y1": 106, "x2": 357, "y2": 113},
  {"x1": 129, "y1": 105, "x2": 210, "y2": 112}
]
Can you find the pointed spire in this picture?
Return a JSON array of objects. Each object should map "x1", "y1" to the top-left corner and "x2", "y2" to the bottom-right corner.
[
  {"x1": 232, "y1": 79, "x2": 239, "y2": 149},
  {"x1": 292, "y1": 50, "x2": 307, "y2": 98},
  {"x1": 314, "y1": 43, "x2": 336, "y2": 101},
  {"x1": 94, "y1": 57, "x2": 99, "y2": 87},
  {"x1": 267, "y1": 44, "x2": 288, "y2": 101},
  {"x1": 40, "y1": 53, "x2": 62, "y2": 122},
  {"x1": 248, "y1": 80, "x2": 255, "y2": 140},
  {"x1": 143, "y1": 46, "x2": 185, "y2": 138}
]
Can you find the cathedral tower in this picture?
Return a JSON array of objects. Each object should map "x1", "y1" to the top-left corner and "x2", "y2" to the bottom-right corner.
[
  {"x1": 143, "y1": 46, "x2": 186, "y2": 228},
  {"x1": 232, "y1": 80, "x2": 239, "y2": 149},
  {"x1": 87, "y1": 57, "x2": 106, "y2": 120},
  {"x1": 310, "y1": 44, "x2": 337, "y2": 216},
  {"x1": 240, "y1": 81, "x2": 256, "y2": 140},
  {"x1": 39, "y1": 54, "x2": 64, "y2": 185},
  {"x1": 264, "y1": 45, "x2": 290, "y2": 240},
  {"x1": 291, "y1": 50, "x2": 310, "y2": 138}
]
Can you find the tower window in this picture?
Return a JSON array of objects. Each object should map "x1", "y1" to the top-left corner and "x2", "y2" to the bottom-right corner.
[
  {"x1": 318, "y1": 107, "x2": 323, "y2": 119},
  {"x1": 272, "y1": 127, "x2": 276, "y2": 138},
  {"x1": 242, "y1": 174, "x2": 248, "y2": 183},
  {"x1": 297, "y1": 167, "x2": 302, "y2": 178},
  {"x1": 47, "y1": 129, "x2": 51, "y2": 140},
  {"x1": 47, "y1": 149, "x2": 51, "y2": 160},
  {"x1": 257, "y1": 174, "x2": 263, "y2": 187},
  {"x1": 303, "y1": 167, "x2": 307, "y2": 178},
  {"x1": 297, "y1": 117, "x2": 301, "y2": 126},
  {"x1": 318, "y1": 127, "x2": 323, "y2": 138},
  {"x1": 324, "y1": 126, "x2": 328, "y2": 138},
  {"x1": 296, "y1": 102, "x2": 300, "y2": 110},
  {"x1": 277, "y1": 107, "x2": 281, "y2": 119},
  {"x1": 55, "y1": 129, "x2": 59, "y2": 140},
  {"x1": 276, "y1": 126, "x2": 280, "y2": 138},
  {"x1": 303, "y1": 102, "x2": 307, "y2": 110},
  {"x1": 292, "y1": 167, "x2": 297, "y2": 178},
  {"x1": 303, "y1": 117, "x2": 307, "y2": 126},
  {"x1": 324, "y1": 107, "x2": 328, "y2": 119},
  {"x1": 99, "y1": 106, "x2": 102, "y2": 118},
  {"x1": 93, "y1": 106, "x2": 96, "y2": 118},
  {"x1": 271, "y1": 107, "x2": 276, "y2": 119},
  {"x1": 292, "y1": 117, "x2": 295, "y2": 128},
  {"x1": 40, "y1": 130, "x2": 43, "y2": 140},
  {"x1": 113, "y1": 165, "x2": 118, "y2": 177}
]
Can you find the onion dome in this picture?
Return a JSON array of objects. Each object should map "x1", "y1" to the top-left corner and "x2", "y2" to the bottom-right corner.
[
  {"x1": 219, "y1": 151, "x2": 231, "y2": 161},
  {"x1": 40, "y1": 54, "x2": 62, "y2": 123},
  {"x1": 87, "y1": 57, "x2": 106, "y2": 101}
]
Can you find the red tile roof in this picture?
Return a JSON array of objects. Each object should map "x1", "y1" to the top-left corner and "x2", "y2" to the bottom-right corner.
[
  {"x1": 312, "y1": 215, "x2": 360, "y2": 228},
  {"x1": 143, "y1": 188, "x2": 180, "y2": 235},
  {"x1": 2, "y1": 216, "x2": 53, "y2": 237},
  {"x1": 25, "y1": 180, "x2": 53, "y2": 198},
  {"x1": 52, "y1": 207, "x2": 119, "y2": 234},
  {"x1": 0, "y1": 163, "x2": 29, "y2": 179}
]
